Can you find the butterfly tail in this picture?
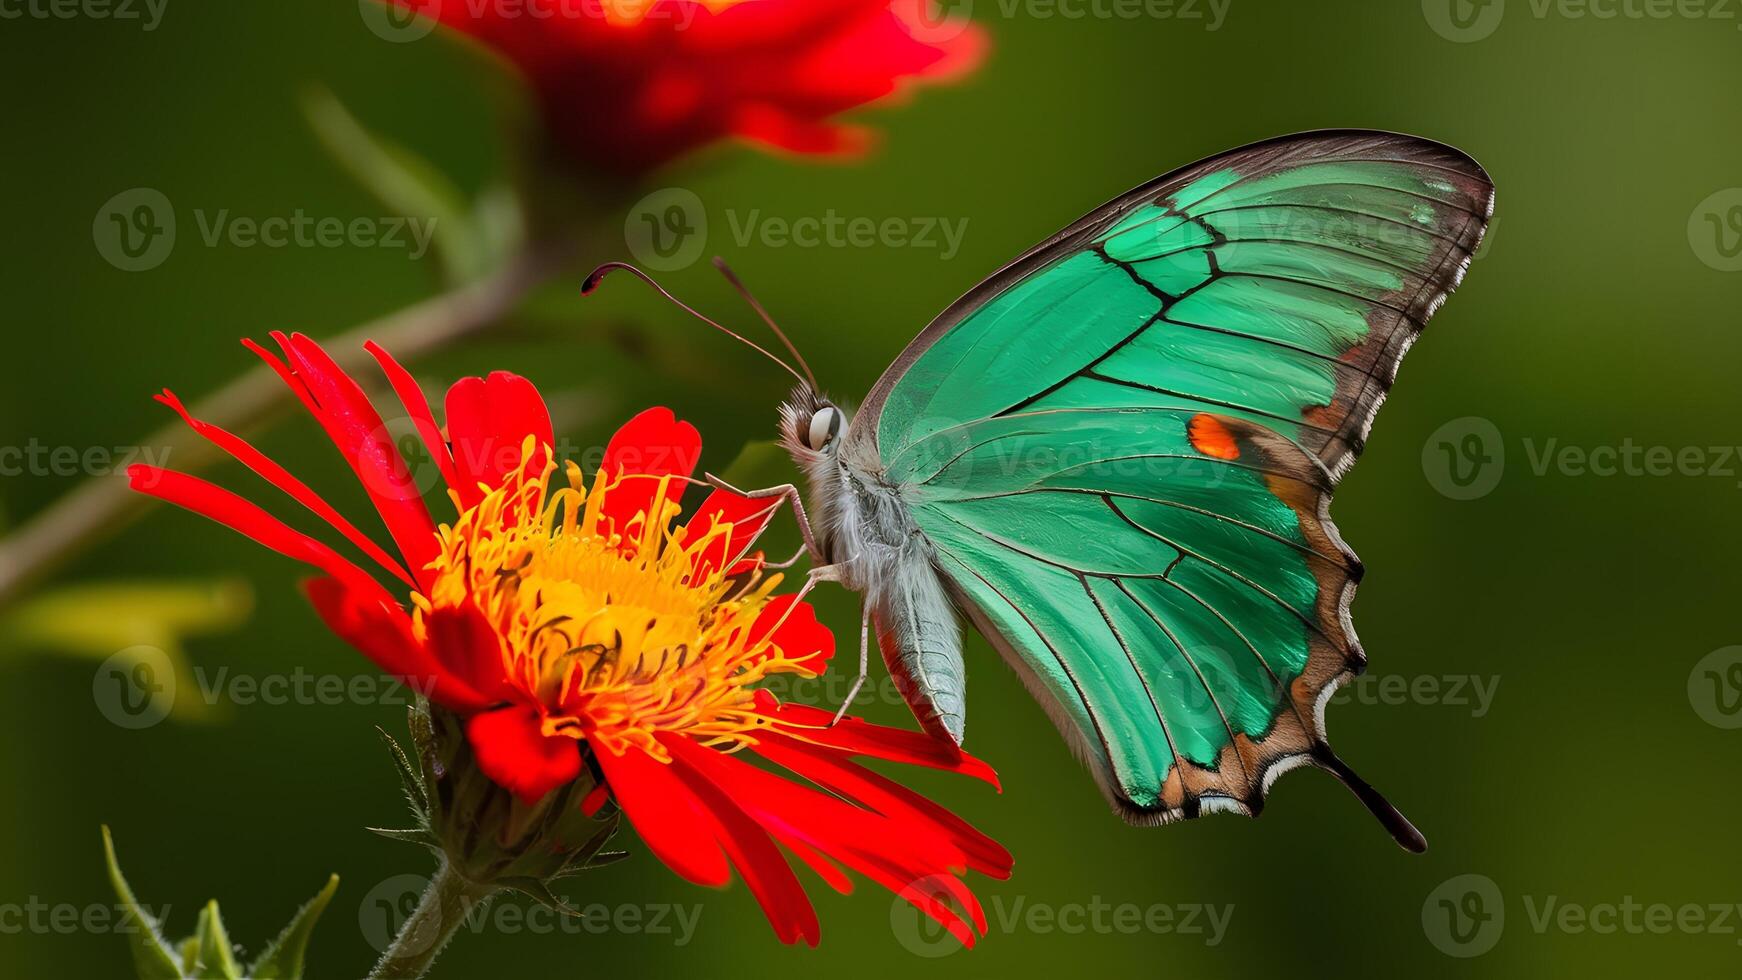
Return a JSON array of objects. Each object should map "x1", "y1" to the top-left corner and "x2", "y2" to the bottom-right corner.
[{"x1": 1310, "y1": 743, "x2": 1427, "y2": 853}]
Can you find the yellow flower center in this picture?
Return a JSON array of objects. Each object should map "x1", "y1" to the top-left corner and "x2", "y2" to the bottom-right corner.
[{"x1": 415, "y1": 441, "x2": 819, "y2": 761}]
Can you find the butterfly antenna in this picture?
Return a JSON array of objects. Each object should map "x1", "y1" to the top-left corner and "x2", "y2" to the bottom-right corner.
[
  {"x1": 711, "y1": 257, "x2": 818, "y2": 391},
  {"x1": 582, "y1": 262, "x2": 811, "y2": 389}
]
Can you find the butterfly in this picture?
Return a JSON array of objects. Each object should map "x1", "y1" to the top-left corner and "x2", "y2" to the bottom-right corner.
[{"x1": 585, "y1": 130, "x2": 1494, "y2": 850}]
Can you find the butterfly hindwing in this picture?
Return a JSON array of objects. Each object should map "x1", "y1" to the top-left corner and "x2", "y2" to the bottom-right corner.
[{"x1": 857, "y1": 131, "x2": 1493, "y2": 829}]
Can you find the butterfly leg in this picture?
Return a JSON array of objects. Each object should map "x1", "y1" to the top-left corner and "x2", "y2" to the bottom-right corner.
[
  {"x1": 703, "y1": 473, "x2": 826, "y2": 564},
  {"x1": 830, "y1": 602, "x2": 871, "y2": 727},
  {"x1": 787, "y1": 562, "x2": 848, "y2": 604},
  {"x1": 761, "y1": 544, "x2": 810, "y2": 569}
]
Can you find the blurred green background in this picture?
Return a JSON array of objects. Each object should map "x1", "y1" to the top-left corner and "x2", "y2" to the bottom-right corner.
[{"x1": 5, "y1": 1, "x2": 1742, "y2": 976}]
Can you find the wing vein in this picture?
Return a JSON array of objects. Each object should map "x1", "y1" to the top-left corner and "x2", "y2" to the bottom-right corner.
[
  {"x1": 948, "y1": 485, "x2": 1353, "y2": 568},
  {"x1": 1111, "y1": 577, "x2": 1251, "y2": 789},
  {"x1": 1080, "y1": 575, "x2": 1183, "y2": 781}
]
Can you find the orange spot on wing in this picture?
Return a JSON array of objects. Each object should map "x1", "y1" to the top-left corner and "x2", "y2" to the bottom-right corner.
[{"x1": 1188, "y1": 414, "x2": 1240, "y2": 460}]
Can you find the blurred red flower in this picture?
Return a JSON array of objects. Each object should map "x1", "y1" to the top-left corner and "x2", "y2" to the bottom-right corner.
[{"x1": 387, "y1": 0, "x2": 988, "y2": 173}]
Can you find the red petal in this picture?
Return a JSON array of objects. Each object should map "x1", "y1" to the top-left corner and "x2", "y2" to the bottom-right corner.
[
  {"x1": 787, "y1": 2, "x2": 987, "y2": 106},
  {"x1": 365, "y1": 341, "x2": 460, "y2": 496},
  {"x1": 683, "y1": 488, "x2": 780, "y2": 582},
  {"x1": 152, "y1": 389, "x2": 416, "y2": 589},
  {"x1": 273, "y1": 333, "x2": 441, "y2": 587},
  {"x1": 243, "y1": 336, "x2": 320, "y2": 416},
  {"x1": 747, "y1": 597, "x2": 833, "y2": 673},
  {"x1": 444, "y1": 371, "x2": 553, "y2": 509},
  {"x1": 127, "y1": 465, "x2": 396, "y2": 609},
  {"x1": 755, "y1": 695, "x2": 1000, "y2": 789},
  {"x1": 698, "y1": 0, "x2": 890, "y2": 46},
  {"x1": 782, "y1": 837, "x2": 855, "y2": 896},
  {"x1": 580, "y1": 782, "x2": 611, "y2": 817},
  {"x1": 591, "y1": 744, "x2": 731, "y2": 887},
  {"x1": 466, "y1": 705, "x2": 583, "y2": 806},
  {"x1": 672, "y1": 734, "x2": 988, "y2": 947},
  {"x1": 729, "y1": 104, "x2": 871, "y2": 158},
  {"x1": 422, "y1": 602, "x2": 517, "y2": 705},
  {"x1": 664, "y1": 736, "x2": 820, "y2": 946},
  {"x1": 598, "y1": 408, "x2": 702, "y2": 546},
  {"x1": 302, "y1": 577, "x2": 491, "y2": 713},
  {"x1": 758, "y1": 733, "x2": 1012, "y2": 879}
]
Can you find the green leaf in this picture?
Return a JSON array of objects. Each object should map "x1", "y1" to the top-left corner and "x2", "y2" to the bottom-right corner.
[
  {"x1": 494, "y1": 878, "x2": 584, "y2": 918},
  {"x1": 4, "y1": 579, "x2": 251, "y2": 648},
  {"x1": 367, "y1": 826, "x2": 439, "y2": 847},
  {"x1": 553, "y1": 850, "x2": 630, "y2": 877},
  {"x1": 104, "y1": 828, "x2": 338, "y2": 980},
  {"x1": 4, "y1": 580, "x2": 252, "y2": 723},
  {"x1": 247, "y1": 875, "x2": 339, "y2": 980},
  {"x1": 302, "y1": 86, "x2": 508, "y2": 284},
  {"x1": 183, "y1": 901, "x2": 242, "y2": 979},
  {"x1": 377, "y1": 726, "x2": 429, "y2": 815},
  {"x1": 101, "y1": 826, "x2": 184, "y2": 980}
]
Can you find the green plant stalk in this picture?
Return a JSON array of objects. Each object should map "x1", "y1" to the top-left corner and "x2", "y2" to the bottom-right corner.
[
  {"x1": 367, "y1": 859, "x2": 500, "y2": 980},
  {"x1": 0, "y1": 235, "x2": 574, "y2": 610}
]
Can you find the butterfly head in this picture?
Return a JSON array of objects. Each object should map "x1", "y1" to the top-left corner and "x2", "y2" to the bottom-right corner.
[{"x1": 778, "y1": 386, "x2": 850, "y2": 462}]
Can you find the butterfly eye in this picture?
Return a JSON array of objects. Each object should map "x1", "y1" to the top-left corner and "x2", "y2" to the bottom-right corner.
[{"x1": 806, "y1": 406, "x2": 844, "y2": 450}]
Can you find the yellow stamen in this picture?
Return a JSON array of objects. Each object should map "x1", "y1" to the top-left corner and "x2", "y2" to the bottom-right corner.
[{"x1": 417, "y1": 439, "x2": 818, "y2": 762}]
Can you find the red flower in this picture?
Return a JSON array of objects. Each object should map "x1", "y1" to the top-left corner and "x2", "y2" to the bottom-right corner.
[
  {"x1": 129, "y1": 334, "x2": 1011, "y2": 947},
  {"x1": 387, "y1": 0, "x2": 988, "y2": 172}
]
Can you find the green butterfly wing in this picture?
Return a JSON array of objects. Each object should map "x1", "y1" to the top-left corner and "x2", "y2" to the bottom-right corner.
[{"x1": 857, "y1": 131, "x2": 1493, "y2": 836}]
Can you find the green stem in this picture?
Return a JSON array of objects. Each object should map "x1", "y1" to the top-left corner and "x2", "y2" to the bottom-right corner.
[
  {"x1": 367, "y1": 859, "x2": 499, "y2": 980},
  {"x1": 0, "y1": 235, "x2": 575, "y2": 609}
]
